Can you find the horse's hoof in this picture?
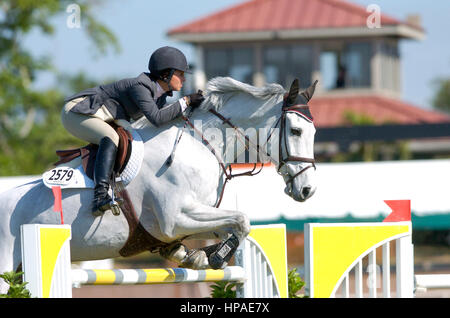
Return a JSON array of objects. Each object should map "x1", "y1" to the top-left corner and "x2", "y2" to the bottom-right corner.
[
  {"x1": 180, "y1": 249, "x2": 209, "y2": 269},
  {"x1": 159, "y1": 241, "x2": 188, "y2": 263}
]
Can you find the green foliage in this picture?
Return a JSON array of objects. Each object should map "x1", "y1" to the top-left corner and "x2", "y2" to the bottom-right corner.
[
  {"x1": 0, "y1": 271, "x2": 31, "y2": 298},
  {"x1": 342, "y1": 110, "x2": 376, "y2": 126},
  {"x1": 432, "y1": 78, "x2": 450, "y2": 114},
  {"x1": 330, "y1": 110, "x2": 412, "y2": 162},
  {"x1": 209, "y1": 268, "x2": 307, "y2": 298},
  {"x1": 210, "y1": 281, "x2": 237, "y2": 298},
  {"x1": 288, "y1": 268, "x2": 306, "y2": 298},
  {"x1": 0, "y1": 0, "x2": 120, "y2": 175}
]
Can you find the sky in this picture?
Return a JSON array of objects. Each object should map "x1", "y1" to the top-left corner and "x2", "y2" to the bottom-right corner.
[{"x1": 24, "y1": 0, "x2": 450, "y2": 111}]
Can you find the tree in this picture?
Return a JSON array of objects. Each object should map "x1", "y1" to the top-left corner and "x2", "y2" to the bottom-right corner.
[
  {"x1": 0, "y1": 1, "x2": 120, "y2": 175},
  {"x1": 432, "y1": 78, "x2": 450, "y2": 114}
]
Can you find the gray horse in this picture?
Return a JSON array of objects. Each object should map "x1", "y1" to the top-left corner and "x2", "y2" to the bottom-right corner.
[{"x1": 0, "y1": 77, "x2": 317, "y2": 294}]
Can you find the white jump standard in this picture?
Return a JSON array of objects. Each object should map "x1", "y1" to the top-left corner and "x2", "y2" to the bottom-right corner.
[{"x1": 20, "y1": 224, "x2": 288, "y2": 298}]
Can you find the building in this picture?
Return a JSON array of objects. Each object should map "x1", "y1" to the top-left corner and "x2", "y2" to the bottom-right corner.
[
  {"x1": 168, "y1": 0, "x2": 450, "y2": 159},
  {"x1": 168, "y1": 0, "x2": 423, "y2": 96},
  {"x1": 165, "y1": 0, "x2": 450, "y2": 235}
]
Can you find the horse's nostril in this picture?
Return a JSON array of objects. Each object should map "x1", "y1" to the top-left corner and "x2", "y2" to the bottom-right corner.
[{"x1": 302, "y1": 186, "x2": 311, "y2": 197}]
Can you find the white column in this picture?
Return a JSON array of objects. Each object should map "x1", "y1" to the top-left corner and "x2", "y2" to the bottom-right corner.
[
  {"x1": 368, "y1": 250, "x2": 377, "y2": 298},
  {"x1": 355, "y1": 261, "x2": 363, "y2": 298},
  {"x1": 371, "y1": 38, "x2": 382, "y2": 93},
  {"x1": 194, "y1": 45, "x2": 207, "y2": 91},
  {"x1": 303, "y1": 223, "x2": 313, "y2": 297},
  {"x1": 396, "y1": 235, "x2": 414, "y2": 298},
  {"x1": 253, "y1": 44, "x2": 265, "y2": 87},
  {"x1": 235, "y1": 238, "x2": 253, "y2": 298}
]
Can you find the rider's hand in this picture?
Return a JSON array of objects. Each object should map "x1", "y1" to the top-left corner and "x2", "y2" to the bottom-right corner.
[{"x1": 186, "y1": 90, "x2": 205, "y2": 109}]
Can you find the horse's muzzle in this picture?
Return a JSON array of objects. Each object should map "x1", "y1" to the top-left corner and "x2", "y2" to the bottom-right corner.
[{"x1": 286, "y1": 184, "x2": 316, "y2": 202}]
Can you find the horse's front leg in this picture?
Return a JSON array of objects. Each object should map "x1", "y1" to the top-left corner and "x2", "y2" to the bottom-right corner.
[{"x1": 159, "y1": 203, "x2": 250, "y2": 270}]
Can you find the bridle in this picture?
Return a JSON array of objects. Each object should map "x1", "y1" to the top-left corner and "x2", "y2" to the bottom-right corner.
[
  {"x1": 277, "y1": 104, "x2": 316, "y2": 185},
  {"x1": 178, "y1": 99, "x2": 316, "y2": 207}
]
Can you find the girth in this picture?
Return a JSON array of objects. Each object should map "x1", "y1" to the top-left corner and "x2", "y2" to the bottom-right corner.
[{"x1": 113, "y1": 181, "x2": 168, "y2": 256}]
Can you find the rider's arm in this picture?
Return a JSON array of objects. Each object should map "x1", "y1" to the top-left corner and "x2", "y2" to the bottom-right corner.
[{"x1": 128, "y1": 83, "x2": 183, "y2": 127}]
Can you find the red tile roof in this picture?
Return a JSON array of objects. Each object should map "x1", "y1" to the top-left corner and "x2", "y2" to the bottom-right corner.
[
  {"x1": 168, "y1": 0, "x2": 412, "y2": 35},
  {"x1": 309, "y1": 95, "x2": 450, "y2": 127}
]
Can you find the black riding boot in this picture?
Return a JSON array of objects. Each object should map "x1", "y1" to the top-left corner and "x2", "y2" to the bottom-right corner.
[{"x1": 92, "y1": 137, "x2": 118, "y2": 217}]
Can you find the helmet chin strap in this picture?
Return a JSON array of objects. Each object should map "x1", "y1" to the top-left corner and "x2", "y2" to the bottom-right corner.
[{"x1": 163, "y1": 69, "x2": 175, "y2": 93}]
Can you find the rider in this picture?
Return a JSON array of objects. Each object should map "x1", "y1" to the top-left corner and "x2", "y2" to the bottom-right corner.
[{"x1": 61, "y1": 46, "x2": 205, "y2": 216}]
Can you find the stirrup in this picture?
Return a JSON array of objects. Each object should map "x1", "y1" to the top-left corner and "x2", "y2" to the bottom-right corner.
[{"x1": 92, "y1": 198, "x2": 122, "y2": 217}]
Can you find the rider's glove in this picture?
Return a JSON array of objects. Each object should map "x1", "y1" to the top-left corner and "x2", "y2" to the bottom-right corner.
[{"x1": 186, "y1": 90, "x2": 205, "y2": 109}]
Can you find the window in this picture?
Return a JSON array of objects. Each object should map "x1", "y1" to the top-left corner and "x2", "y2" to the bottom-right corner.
[
  {"x1": 263, "y1": 46, "x2": 288, "y2": 86},
  {"x1": 205, "y1": 49, "x2": 228, "y2": 79},
  {"x1": 320, "y1": 51, "x2": 340, "y2": 90},
  {"x1": 204, "y1": 47, "x2": 254, "y2": 84},
  {"x1": 229, "y1": 48, "x2": 253, "y2": 84},
  {"x1": 344, "y1": 42, "x2": 371, "y2": 88},
  {"x1": 320, "y1": 42, "x2": 372, "y2": 90},
  {"x1": 263, "y1": 45, "x2": 313, "y2": 88},
  {"x1": 291, "y1": 45, "x2": 313, "y2": 89}
]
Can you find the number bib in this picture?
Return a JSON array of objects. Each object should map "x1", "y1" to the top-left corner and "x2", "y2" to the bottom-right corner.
[
  {"x1": 42, "y1": 166, "x2": 94, "y2": 189},
  {"x1": 42, "y1": 129, "x2": 144, "y2": 190}
]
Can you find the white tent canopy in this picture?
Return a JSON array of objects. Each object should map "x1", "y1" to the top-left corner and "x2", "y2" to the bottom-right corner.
[{"x1": 219, "y1": 159, "x2": 450, "y2": 222}]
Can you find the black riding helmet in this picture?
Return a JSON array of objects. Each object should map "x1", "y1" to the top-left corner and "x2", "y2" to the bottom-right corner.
[{"x1": 148, "y1": 46, "x2": 190, "y2": 90}]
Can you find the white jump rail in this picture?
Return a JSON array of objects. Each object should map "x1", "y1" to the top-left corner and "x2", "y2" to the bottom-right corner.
[
  {"x1": 415, "y1": 274, "x2": 450, "y2": 292},
  {"x1": 71, "y1": 266, "x2": 246, "y2": 286},
  {"x1": 20, "y1": 223, "x2": 288, "y2": 298}
]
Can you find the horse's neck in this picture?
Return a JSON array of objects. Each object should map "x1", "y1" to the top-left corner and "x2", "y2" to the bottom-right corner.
[
  {"x1": 199, "y1": 95, "x2": 283, "y2": 163},
  {"x1": 206, "y1": 96, "x2": 281, "y2": 130},
  {"x1": 134, "y1": 94, "x2": 283, "y2": 165}
]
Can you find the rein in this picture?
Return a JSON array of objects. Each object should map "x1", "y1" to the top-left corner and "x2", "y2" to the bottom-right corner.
[
  {"x1": 181, "y1": 111, "x2": 264, "y2": 208},
  {"x1": 178, "y1": 102, "x2": 316, "y2": 207}
]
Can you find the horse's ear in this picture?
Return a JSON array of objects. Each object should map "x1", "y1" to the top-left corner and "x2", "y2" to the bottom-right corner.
[
  {"x1": 286, "y1": 79, "x2": 299, "y2": 105},
  {"x1": 301, "y1": 80, "x2": 318, "y2": 102}
]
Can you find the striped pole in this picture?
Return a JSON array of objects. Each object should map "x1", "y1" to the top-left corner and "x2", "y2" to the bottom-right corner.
[{"x1": 71, "y1": 266, "x2": 245, "y2": 285}]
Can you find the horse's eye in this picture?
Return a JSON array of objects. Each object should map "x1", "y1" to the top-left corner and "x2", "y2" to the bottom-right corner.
[{"x1": 290, "y1": 128, "x2": 302, "y2": 136}]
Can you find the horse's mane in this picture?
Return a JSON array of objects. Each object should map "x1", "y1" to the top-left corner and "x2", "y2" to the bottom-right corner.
[
  {"x1": 133, "y1": 77, "x2": 285, "y2": 129},
  {"x1": 201, "y1": 77, "x2": 285, "y2": 111}
]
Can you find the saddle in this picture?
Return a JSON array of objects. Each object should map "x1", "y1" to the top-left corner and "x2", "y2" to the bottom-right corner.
[
  {"x1": 54, "y1": 124, "x2": 132, "y2": 179},
  {"x1": 53, "y1": 124, "x2": 168, "y2": 257}
]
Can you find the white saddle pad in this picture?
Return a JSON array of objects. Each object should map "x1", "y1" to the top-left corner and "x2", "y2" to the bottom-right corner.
[{"x1": 42, "y1": 129, "x2": 144, "y2": 189}]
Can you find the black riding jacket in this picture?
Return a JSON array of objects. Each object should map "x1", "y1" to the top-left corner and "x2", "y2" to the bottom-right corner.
[{"x1": 65, "y1": 72, "x2": 182, "y2": 127}]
